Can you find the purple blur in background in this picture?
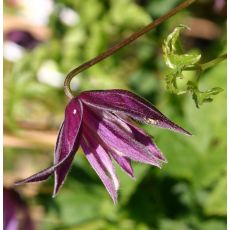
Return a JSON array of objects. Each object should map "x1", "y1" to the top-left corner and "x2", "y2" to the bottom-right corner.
[
  {"x1": 4, "y1": 187, "x2": 34, "y2": 230},
  {"x1": 6, "y1": 30, "x2": 41, "y2": 49}
]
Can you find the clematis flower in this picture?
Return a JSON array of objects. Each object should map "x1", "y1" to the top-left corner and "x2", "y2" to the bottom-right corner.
[{"x1": 15, "y1": 89, "x2": 191, "y2": 202}]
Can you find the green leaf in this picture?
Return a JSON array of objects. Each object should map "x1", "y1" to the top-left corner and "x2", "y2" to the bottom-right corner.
[
  {"x1": 199, "y1": 220, "x2": 226, "y2": 230},
  {"x1": 162, "y1": 25, "x2": 225, "y2": 107},
  {"x1": 162, "y1": 25, "x2": 201, "y2": 95},
  {"x1": 204, "y1": 176, "x2": 227, "y2": 216},
  {"x1": 159, "y1": 219, "x2": 192, "y2": 230},
  {"x1": 163, "y1": 25, "x2": 201, "y2": 69},
  {"x1": 187, "y1": 81, "x2": 223, "y2": 108},
  {"x1": 110, "y1": 0, "x2": 151, "y2": 27}
]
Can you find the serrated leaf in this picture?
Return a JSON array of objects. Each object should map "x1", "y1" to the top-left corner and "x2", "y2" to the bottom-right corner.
[
  {"x1": 162, "y1": 25, "x2": 202, "y2": 97},
  {"x1": 189, "y1": 84, "x2": 224, "y2": 108},
  {"x1": 163, "y1": 28, "x2": 225, "y2": 107}
]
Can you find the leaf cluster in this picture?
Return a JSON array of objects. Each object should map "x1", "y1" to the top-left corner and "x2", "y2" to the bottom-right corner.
[{"x1": 163, "y1": 25, "x2": 223, "y2": 108}]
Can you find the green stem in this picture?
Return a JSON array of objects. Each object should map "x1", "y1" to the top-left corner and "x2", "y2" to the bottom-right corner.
[
  {"x1": 200, "y1": 54, "x2": 227, "y2": 71},
  {"x1": 184, "y1": 53, "x2": 227, "y2": 72},
  {"x1": 64, "y1": 0, "x2": 197, "y2": 99}
]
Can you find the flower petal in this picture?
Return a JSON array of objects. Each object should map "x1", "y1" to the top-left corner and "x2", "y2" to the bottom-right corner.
[
  {"x1": 104, "y1": 111, "x2": 166, "y2": 162},
  {"x1": 14, "y1": 166, "x2": 58, "y2": 185},
  {"x1": 80, "y1": 133, "x2": 118, "y2": 203},
  {"x1": 121, "y1": 117, "x2": 167, "y2": 162},
  {"x1": 54, "y1": 99, "x2": 83, "y2": 195},
  {"x1": 112, "y1": 112, "x2": 166, "y2": 161},
  {"x1": 83, "y1": 107, "x2": 162, "y2": 167},
  {"x1": 110, "y1": 151, "x2": 134, "y2": 178},
  {"x1": 15, "y1": 99, "x2": 83, "y2": 196},
  {"x1": 80, "y1": 90, "x2": 191, "y2": 135},
  {"x1": 83, "y1": 108, "x2": 134, "y2": 178}
]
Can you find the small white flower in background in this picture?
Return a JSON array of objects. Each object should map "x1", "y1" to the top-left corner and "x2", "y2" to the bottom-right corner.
[
  {"x1": 3, "y1": 41, "x2": 25, "y2": 62},
  {"x1": 37, "y1": 60, "x2": 64, "y2": 88},
  {"x1": 19, "y1": 0, "x2": 54, "y2": 25},
  {"x1": 59, "y1": 7, "x2": 80, "y2": 26},
  {"x1": 37, "y1": 60, "x2": 80, "y2": 90}
]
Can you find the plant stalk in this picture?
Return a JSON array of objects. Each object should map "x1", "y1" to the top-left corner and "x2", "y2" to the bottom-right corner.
[{"x1": 64, "y1": 0, "x2": 197, "y2": 98}]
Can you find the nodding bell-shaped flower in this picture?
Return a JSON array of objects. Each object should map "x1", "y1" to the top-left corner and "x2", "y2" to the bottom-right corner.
[{"x1": 15, "y1": 89, "x2": 191, "y2": 203}]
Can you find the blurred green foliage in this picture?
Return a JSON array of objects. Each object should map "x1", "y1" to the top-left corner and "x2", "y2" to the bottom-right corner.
[{"x1": 4, "y1": 0, "x2": 226, "y2": 229}]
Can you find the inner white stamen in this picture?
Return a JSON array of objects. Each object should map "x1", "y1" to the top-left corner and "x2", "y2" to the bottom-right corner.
[{"x1": 73, "y1": 109, "x2": 77, "y2": 115}]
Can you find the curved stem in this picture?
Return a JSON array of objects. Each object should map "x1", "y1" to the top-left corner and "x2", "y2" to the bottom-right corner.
[{"x1": 64, "y1": 0, "x2": 197, "y2": 98}]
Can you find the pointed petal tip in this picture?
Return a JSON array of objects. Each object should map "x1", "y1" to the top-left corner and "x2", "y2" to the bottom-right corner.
[
  {"x1": 80, "y1": 90, "x2": 192, "y2": 138},
  {"x1": 131, "y1": 176, "x2": 137, "y2": 181},
  {"x1": 126, "y1": 168, "x2": 135, "y2": 179},
  {"x1": 14, "y1": 180, "x2": 24, "y2": 186},
  {"x1": 52, "y1": 178, "x2": 64, "y2": 197},
  {"x1": 155, "y1": 160, "x2": 166, "y2": 169},
  {"x1": 166, "y1": 124, "x2": 192, "y2": 137},
  {"x1": 123, "y1": 168, "x2": 135, "y2": 179},
  {"x1": 130, "y1": 172, "x2": 135, "y2": 179},
  {"x1": 111, "y1": 194, "x2": 118, "y2": 204},
  {"x1": 14, "y1": 178, "x2": 42, "y2": 186},
  {"x1": 181, "y1": 129, "x2": 192, "y2": 136},
  {"x1": 52, "y1": 189, "x2": 57, "y2": 198},
  {"x1": 113, "y1": 199, "x2": 118, "y2": 205},
  {"x1": 166, "y1": 122, "x2": 192, "y2": 136},
  {"x1": 155, "y1": 153, "x2": 168, "y2": 163},
  {"x1": 106, "y1": 190, "x2": 118, "y2": 204},
  {"x1": 52, "y1": 192, "x2": 57, "y2": 198},
  {"x1": 107, "y1": 188, "x2": 118, "y2": 204},
  {"x1": 124, "y1": 171, "x2": 135, "y2": 180},
  {"x1": 53, "y1": 179, "x2": 64, "y2": 198},
  {"x1": 157, "y1": 153, "x2": 168, "y2": 163}
]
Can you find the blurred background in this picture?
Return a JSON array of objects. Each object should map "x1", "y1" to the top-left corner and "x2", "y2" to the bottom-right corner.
[{"x1": 3, "y1": 0, "x2": 226, "y2": 229}]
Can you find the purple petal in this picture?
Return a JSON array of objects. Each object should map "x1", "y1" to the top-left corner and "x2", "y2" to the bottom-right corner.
[
  {"x1": 14, "y1": 165, "x2": 58, "y2": 185},
  {"x1": 104, "y1": 111, "x2": 166, "y2": 162},
  {"x1": 54, "y1": 98, "x2": 83, "y2": 196},
  {"x1": 110, "y1": 151, "x2": 134, "y2": 178},
  {"x1": 98, "y1": 114, "x2": 139, "y2": 177},
  {"x1": 83, "y1": 127, "x2": 119, "y2": 191},
  {"x1": 4, "y1": 188, "x2": 34, "y2": 230},
  {"x1": 83, "y1": 107, "x2": 162, "y2": 167},
  {"x1": 80, "y1": 131, "x2": 118, "y2": 203},
  {"x1": 4, "y1": 188, "x2": 18, "y2": 230},
  {"x1": 80, "y1": 90, "x2": 191, "y2": 135},
  {"x1": 120, "y1": 117, "x2": 167, "y2": 162},
  {"x1": 15, "y1": 99, "x2": 83, "y2": 196}
]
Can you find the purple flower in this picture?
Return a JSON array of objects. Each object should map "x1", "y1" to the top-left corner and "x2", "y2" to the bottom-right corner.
[
  {"x1": 4, "y1": 187, "x2": 34, "y2": 230},
  {"x1": 15, "y1": 89, "x2": 190, "y2": 202}
]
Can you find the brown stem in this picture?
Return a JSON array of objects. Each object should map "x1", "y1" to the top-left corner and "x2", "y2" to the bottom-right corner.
[{"x1": 64, "y1": 0, "x2": 197, "y2": 98}]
